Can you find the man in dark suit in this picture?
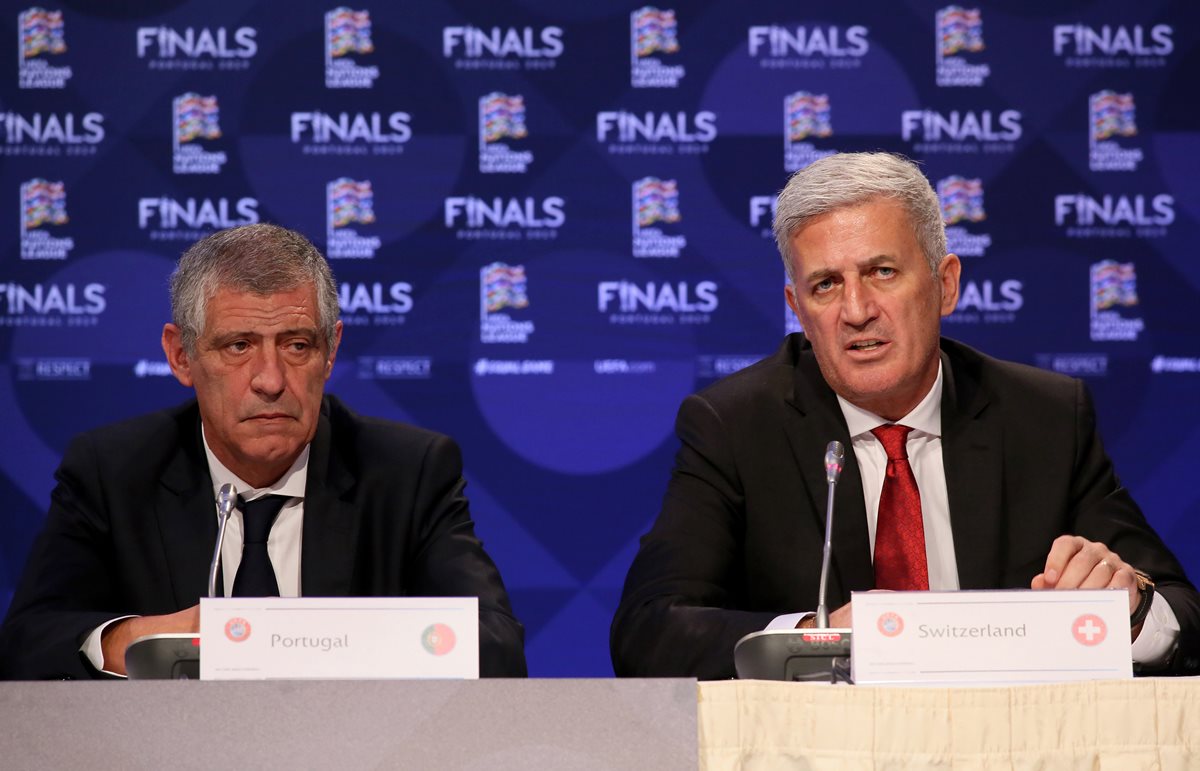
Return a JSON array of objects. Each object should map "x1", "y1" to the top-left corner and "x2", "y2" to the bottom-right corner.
[
  {"x1": 0, "y1": 223, "x2": 525, "y2": 679},
  {"x1": 611, "y1": 152, "x2": 1199, "y2": 680}
]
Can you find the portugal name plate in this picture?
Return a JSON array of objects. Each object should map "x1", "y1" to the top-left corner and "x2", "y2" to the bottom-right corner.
[
  {"x1": 200, "y1": 597, "x2": 478, "y2": 680},
  {"x1": 851, "y1": 589, "x2": 1132, "y2": 686}
]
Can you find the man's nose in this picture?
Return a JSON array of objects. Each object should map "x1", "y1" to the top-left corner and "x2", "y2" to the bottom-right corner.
[
  {"x1": 250, "y1": 347, "x2": 285, "y2": 397},
  {"x1": 841, "y1": 281, "x2": 877, "y2": 327}
]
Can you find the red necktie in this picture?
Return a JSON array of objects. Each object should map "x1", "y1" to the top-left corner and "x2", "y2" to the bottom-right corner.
[{"x1": 871, "y1": 425, "x2": 929, "y2": 590}]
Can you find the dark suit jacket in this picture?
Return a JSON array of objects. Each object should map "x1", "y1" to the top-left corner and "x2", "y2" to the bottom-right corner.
[
  {"x1": 611, "y1": 335, "x2": 1200, "y2": 679},
  {"x1": 0, "y1": 395, "x2": 526, "y2": 679}
]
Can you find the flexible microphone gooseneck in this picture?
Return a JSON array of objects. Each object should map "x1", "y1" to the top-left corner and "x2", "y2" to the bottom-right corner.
[
  {"x1": 816, "y1": 441, "x2": 845, "y2": 628},
  {"x1": 206, "y1": 483, "x2": 238, "y2": 598},
  {"x1": 732, "y1": 439, "x2": 853, "y2": 681}
]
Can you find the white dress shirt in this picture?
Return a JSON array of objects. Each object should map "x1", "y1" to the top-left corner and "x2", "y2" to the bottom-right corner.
[
  {"x1": 767, "y1": 363, "x2": 1179, "y2": 667},
  {"x1": 203, "y1": 425, "x2": 308, "y2": 598}
]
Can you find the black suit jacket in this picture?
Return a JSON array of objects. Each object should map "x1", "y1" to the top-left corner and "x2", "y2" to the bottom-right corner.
[
  {"x1": 0, "y1": 395, "x2": 526, "y2": 679},
  {"x1": 611, "y1": 335, "x2": 1200, "y2": 679}
]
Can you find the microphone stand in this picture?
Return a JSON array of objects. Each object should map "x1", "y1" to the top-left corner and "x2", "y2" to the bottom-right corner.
[
  {"x1": 127, "y1": 483, "x2": 237, "y2": 679},
  {"x1": 732, "y1": 441, "x2": 853, "y2": 682},
  {"x1": 207, "y1": 483, "x2": 238, "y2": 598}
]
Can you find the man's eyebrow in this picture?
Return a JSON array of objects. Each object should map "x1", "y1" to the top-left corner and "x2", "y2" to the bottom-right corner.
[
  {"x1": 207, "y1": 326, "x2": 319, "y2": 341},
  {"x1": 803, "y1": 266, "x2": 837, "y2": 284},
  {"x1": 276, "y1": 327, "x2": 320, "y2": 338},
  {"x1": 802, "y1": 254, "x2": 894, "y2": 284}
]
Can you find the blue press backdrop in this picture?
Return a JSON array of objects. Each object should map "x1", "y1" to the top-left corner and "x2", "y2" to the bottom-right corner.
[{"x1": 1, "y1": 0, "x2": 1198, "y2": 675}]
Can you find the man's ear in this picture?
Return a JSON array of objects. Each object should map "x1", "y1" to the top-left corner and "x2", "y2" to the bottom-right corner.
[
  {"x1": 324, "y1": 320, "x2": 343, "y2": 380},
  {"x1": 785, "y1": 284, "x2": 799, "y2": 317},
  {"x1": 161, "y1": 323, "x2": 194, "y2": 387},
  {"x1": 938, "y1": 253, "x2": 962, "y2": 317}
]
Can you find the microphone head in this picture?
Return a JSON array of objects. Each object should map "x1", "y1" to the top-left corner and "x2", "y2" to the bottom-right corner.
[
  {"x1": 216, "y1": 483, "x2": 237, "y2": 516},
  {"x1": 824, "y1": 441, "x2": 845, "y2": 484}
]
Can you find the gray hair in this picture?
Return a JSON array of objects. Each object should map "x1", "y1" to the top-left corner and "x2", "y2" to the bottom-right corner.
[
  {"x1": 773, "y1": 152, "x2": 947, "y2": 285},
  {"x1": 169, "y1": 223, "x2": 339, "y2": 354}
]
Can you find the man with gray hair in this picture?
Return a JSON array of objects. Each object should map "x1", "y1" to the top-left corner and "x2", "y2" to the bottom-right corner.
[
  {"x1": 612, "y1": 152, "x2": 1199, "y2": 679},
  {"x1": 0, "y1": 223, "x2": 526, "y2": 679}
]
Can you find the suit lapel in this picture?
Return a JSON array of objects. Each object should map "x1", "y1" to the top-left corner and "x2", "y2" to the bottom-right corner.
[
  {"x1": 941, "y1": 348, "x2": 1006, "y2": 589},
  {"x1": 300, "y1": 403, "x2": 358, "y2": 596},
  {"x1": 157, "y1": 412, "x2": 217, "y2": 608},
  {"x1": 781, "y1": 341, "x2": 874, "y2": 603}
]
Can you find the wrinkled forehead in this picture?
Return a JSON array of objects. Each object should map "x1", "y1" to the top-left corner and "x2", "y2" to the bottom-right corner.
[{"x1": 201, "y1": 283, "x2": 321, "y2": 332}]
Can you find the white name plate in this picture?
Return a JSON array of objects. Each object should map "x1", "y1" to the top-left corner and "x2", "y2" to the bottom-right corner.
[
  {"x1": 199, "y1": 597, "x2": 478, "y2": 680},
  {"x1": 851, "y1": 589, "x2": 1132, "y2": 686}
]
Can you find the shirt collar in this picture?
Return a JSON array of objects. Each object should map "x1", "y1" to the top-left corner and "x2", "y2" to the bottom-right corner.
[
  {"x1": 201, "y1": 423, "x2": 309, "y2": 502},
  {"x1": 836, "y1": 359, "x2": 944, "y2": 439}
]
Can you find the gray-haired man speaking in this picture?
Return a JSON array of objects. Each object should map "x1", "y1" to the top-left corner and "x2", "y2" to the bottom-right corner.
[{"x1": 612, "y1": 153, "x2": 1199, "y2": 679}]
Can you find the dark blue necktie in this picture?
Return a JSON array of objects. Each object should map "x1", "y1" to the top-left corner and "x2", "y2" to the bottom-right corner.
[{"x1": 231, "y1": 494, "x2": 289, "y2": 597}]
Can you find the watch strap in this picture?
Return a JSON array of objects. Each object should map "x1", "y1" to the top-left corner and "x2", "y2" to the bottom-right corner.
[{"x1": 1130, "y1": 570, "x2": 1155, "y2": 627}]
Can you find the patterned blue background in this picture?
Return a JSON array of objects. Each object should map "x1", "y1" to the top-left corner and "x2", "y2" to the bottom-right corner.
[{"x1": 1, "y1": 0, "x2": 1197, "y2": 676}]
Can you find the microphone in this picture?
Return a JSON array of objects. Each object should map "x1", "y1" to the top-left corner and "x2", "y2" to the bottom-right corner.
[
  {"x1": 207, "y1": 483, "x2": 238, "y2": 598},
  {"x1": 816, "y1": 441, "x2": 845, "y2": 628},
  {"x1": 732, "y1": 439, "x2": 853, "y2": 682},
  {"x1": 129, "y1": 484, "x2": 234, "y2": 679}
]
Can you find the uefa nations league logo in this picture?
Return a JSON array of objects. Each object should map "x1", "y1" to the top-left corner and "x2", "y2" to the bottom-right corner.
[
  {"x1": 935, "y1": 5, "x2": 989, "y2": 87},
  {"x1": 784, "y1": 91, "x2": 834, "y2": 172},
  {"x1": 937, "y1": 176, "x2": 991, "y2": 258},
  {"x1": 325, "y1": 6, "x2": 377, "y2": 88},
  {"x1": 632, "y1": 177, "x2": 686, "y2": 258},
  {"x1": 1089, "y1": 260, "x2": 1142, "y2": 342},
  {"x1": 631, "y1": 6, "x2": 684, "y2": 88},
  {"x1": 1088, "y1": 90, "x2": 1141, "y2": 172},
  {"x1": 20, "y1": 178, "x2": 73, "y2": 260},
  {"x1": 478, "y1": 92, "x2": 532, "y2": 173},
  {"x1": 18, "y1": 7, "x2": 71, "y2": 89},
  {"x1": 326, "y1": 178, "x2": 381, "y2": 259},
  {"x1": 172, "y1": 93, "x2": 226, "y2": 174},
  {"x1": 480, "y1": 262, "x2": 533, "y2": 343}
]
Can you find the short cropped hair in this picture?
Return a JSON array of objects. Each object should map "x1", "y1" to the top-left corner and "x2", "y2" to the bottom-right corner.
[
  {"x1": 168, "y1": 223, "x2": 339, "y2": 354},
  {"x1": 773, "y1": 152, "x2": 946, "y2": 285}
]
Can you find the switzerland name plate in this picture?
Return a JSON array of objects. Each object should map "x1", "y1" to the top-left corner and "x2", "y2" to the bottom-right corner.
[
  {"x1": 199, "y1": 597, "x2": 478, "y2": 680},
  {"x1": 851, "y1": 589, "x2": 1132, "y2": 686}
]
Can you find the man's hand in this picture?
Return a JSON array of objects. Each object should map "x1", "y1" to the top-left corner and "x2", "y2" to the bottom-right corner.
[
  {"x1": 100, "y1": 605, "x2": 199, "y2": 676},
  {"x1": 797, "y1": 601, "x2": 853, "y2": 629},
  {"x1": 1031, "y1": 534, "x2": 1143, "y2": 638}
]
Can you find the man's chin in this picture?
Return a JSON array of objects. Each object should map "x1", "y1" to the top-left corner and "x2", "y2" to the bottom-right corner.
[{"x1": 234, "y1": 433, "x2": 306, "y2": 465}]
